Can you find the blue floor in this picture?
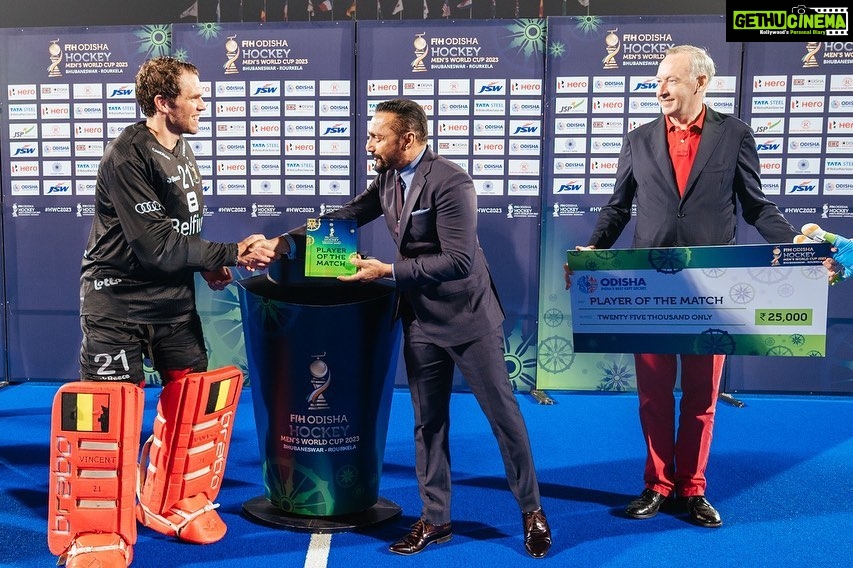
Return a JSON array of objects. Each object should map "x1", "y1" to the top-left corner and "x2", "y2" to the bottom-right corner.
[{"x1": 1, "y1": 382, "x2": 851, "y2": 567}]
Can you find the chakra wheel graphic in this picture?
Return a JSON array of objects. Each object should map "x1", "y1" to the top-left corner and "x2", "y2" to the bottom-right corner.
[
  {"x1": 729, "y1": 282, "x2": 756, "y2": 304},
  {"x1": 537, "y1": 335, "x2": 575, "y2": 374},
  {"x1": 695, "y1": 328, "x2": 736, "y2": 355},
  {"x1": 542, "y1": 308, "x2": 564, "y2": 327},
  {"x1": 263, "y1": 460, "x2": 335, "y2": 516},
  {"x1": 335, "y1": 464, "x2": 359, "y2": 489},
  {"x1": 648, "y1": 247, "x2": 690, "y2": 274},
  {"x1": 748, "y1": 266, "x2": 792, "y2": 284},
  {"x1": 765, "y1": 345, "x2": 794, "y2": 357},
  {"x1": 801, "y1": 265, "x2": 827, "y2": 280},
  {"x1": 504, "y1": 324, "x2": 538, "y2": 390}
]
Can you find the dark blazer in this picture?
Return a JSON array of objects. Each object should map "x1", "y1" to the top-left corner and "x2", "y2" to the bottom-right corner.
[
  {"x1": 589, "y1": 106, "x2": 797, "y2": 249},
  {"x1": 291, "y1": 146, "x2": 505, "y2": 347}
]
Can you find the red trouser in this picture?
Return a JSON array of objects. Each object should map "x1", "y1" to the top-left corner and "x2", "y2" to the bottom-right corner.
[{"x1": 633, "y1": 353, "x2": 725, "y2": 498}]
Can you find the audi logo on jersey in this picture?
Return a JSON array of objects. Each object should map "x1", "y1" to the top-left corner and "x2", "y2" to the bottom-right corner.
[{"x1": 135, "y1": 201, "x2": 164, "y2": 214}]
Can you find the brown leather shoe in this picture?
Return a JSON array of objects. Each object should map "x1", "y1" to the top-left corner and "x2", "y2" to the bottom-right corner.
[
  {"x1": 388, "y1": 519, "x2": 452, "y2": 555},
  {"x1": 522, "y1": 507, "x2": 552, "y2": 559}
]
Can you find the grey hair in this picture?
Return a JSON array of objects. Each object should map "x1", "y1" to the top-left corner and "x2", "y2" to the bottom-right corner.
[{"x1": 666, "y1": 45, "x2": 716, "y2": 83}]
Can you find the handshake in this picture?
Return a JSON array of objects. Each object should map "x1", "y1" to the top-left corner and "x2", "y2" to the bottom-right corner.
[
  {"x1": 794, "y1": 223, "x2": 853, "y2": 285},
  {"x1": 236, "y1": 234, "x2": 284, "y2": 270},
  {"x1": 202, "y1": 234, "x2": 285, "y2": 291}
]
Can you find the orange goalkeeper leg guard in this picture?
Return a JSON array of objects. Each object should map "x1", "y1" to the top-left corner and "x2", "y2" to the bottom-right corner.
[
  {"x1": 136, "y1": 366, "x2": 243, "y2": 544},
  {"x1": 48, "y1": 381, "x2": 144, "y2": 568}
]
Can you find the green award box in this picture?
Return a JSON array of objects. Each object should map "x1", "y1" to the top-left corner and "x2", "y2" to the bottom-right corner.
[{"x1": 304, "y1": 218, "x2": 358, "y2": 278}]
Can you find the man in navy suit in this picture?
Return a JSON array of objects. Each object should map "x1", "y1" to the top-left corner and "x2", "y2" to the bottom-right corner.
[
  {"x1": 570, "y1": 45, "x2": 798, "y2": 528},
  {"x1": 264, "y1": 99, "x2": 551, "y2": 558}
]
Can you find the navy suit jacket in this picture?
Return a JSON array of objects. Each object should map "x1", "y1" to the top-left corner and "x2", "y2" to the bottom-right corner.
[
  {"x1": 589, "y1": 106, "x2": 797, "y2": 249},
  {"x1": 290, "y1": 146, "x2": 504, "y2": 347}
]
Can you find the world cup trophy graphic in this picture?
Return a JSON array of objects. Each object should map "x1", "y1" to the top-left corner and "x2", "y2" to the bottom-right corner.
[
  {"x1": 47, "y1": 39, "x2": 63, "y2": 78},
  {"x1": 306, "y1": 355, "x2": 331, "y2": 411},
  {"x1": 802, "y1": 42, "x2": 821, "y2": 68},
  {"x1": 412, "y1": 33, "x2": 428, "y2": 73},
  {"x1": 602, "y1": 29, "x2": 620, "y2": 70},
  {"x1": 224, "y1": 35, "x2": 240, "y2": 74}
]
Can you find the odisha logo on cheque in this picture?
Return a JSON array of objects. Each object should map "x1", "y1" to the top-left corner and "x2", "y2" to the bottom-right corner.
[{"x1": 578, "y1": 275, "x2": 648, "y2": 294}]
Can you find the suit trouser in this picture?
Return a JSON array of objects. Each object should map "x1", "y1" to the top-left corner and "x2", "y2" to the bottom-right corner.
[
  {"x1": 403, "y1": 320, "x2": 541, "y2": 525},
  {"x1": 633, "y1": 353, "x2": 725, "y2": 497}
]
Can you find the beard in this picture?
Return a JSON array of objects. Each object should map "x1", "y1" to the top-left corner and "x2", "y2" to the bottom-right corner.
[{"x1": 372, "y1": 156, "x2": 390, "y2": 174}]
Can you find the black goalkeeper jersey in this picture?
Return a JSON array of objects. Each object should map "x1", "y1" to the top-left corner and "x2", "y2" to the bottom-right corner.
[{"x1": 80, "y1": 121, "x2": 237, "y2": 324}]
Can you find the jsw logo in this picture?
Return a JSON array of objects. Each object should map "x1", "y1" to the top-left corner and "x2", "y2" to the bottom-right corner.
[
  {"x1": 633, "y1": 81, "x2": 657, "y2": 91},
  {"x1": 558, "y1": 183, "x2": 582, "y2": 192}
]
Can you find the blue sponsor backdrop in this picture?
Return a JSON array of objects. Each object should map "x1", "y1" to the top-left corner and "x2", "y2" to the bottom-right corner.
[
  {"x1": 1, "y1": 17, "x2": 851, "y2": 393},
  {"x1": 356, "y1": 19, "x2": 547, "y2": 390}
]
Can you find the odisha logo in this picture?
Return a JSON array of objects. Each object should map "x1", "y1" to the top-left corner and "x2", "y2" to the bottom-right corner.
[{"x1": 578, "y1": 274, "x2": 598, "y2": 293}]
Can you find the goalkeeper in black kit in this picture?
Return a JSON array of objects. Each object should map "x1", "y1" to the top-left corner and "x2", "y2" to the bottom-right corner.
[{"x1": 47, "y1": 56, "x2": 276, "y2": 568}]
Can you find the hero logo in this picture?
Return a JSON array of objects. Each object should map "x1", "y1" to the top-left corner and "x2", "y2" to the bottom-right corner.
[{"x1": 135, "y1": 201, "x2": 165, "y2": 214}]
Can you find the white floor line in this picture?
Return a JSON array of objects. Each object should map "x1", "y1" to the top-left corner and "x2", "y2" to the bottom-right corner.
[{"x1": 304, "y1": 532, "x2": 332, "y2": 568}]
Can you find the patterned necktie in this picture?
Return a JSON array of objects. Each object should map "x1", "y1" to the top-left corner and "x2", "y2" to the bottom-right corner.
[{"x1": 395, "y1": 173, "x2": 406, "y2": 235}]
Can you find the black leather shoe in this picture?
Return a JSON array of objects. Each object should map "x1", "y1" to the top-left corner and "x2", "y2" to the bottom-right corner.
[
  {"x1": 522, "y1": 507, "x2": 552, "y2": 559},
  {"x1": 388, "y1": 519, "x2": 452, "y2": 555},
  {"x1": 686, "y1": 496, "x2": 722, "y2": 528},
  {"x1": 625, "y1": 489, "x2": 666, "y2": 519}
]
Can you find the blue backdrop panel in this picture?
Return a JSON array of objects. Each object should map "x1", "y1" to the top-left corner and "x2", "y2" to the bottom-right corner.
[
  {"x1": 170, "y1": 21, "x2": 357, "y2": 383},
  {"x1": 0, "y1": 25, "x2": 166, "y2": 382},
  {"x1": 727, "y1": 41, "x2": 853, "y2": 393},
  {"x1": 356, "y1": 19, "x2": 547, "y2": 390}
]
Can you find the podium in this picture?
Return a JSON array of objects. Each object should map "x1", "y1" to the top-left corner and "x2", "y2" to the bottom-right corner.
[{"x1": 238, "y1": 261, "x2": 402, "y2": 532}]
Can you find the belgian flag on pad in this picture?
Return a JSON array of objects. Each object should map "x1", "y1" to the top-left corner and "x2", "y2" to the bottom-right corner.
[
  {"x1": 61, "y1": 392, "x2": 110, "y2": 432},
  {"x1": 205, "y1": 377, "x2": 234, "y2": 414}
]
